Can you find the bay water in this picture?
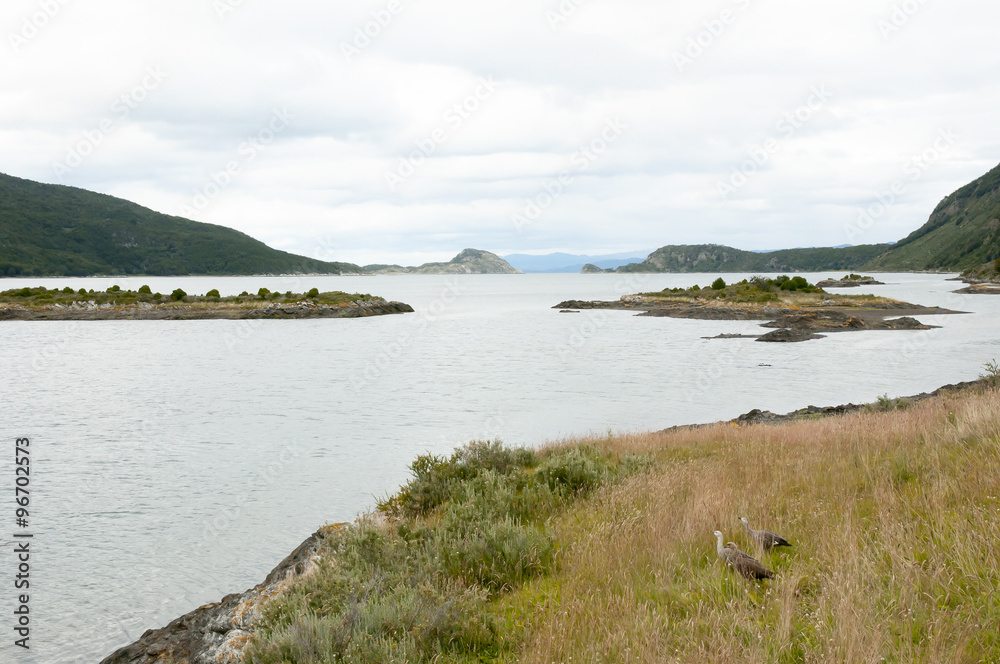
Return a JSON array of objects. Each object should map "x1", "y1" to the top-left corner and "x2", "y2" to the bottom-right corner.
[{"x1": 0, "y1": 272, "x2": 995, "y2": 662}]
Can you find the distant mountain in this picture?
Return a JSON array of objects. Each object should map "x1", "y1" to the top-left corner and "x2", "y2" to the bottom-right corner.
[
  {"x1": 865, "y1": 162, "x2": 1000, "y2": 271},
  {"x1": 364, "y1": 249, "x2": 522, "y2": 274},
  {"x1": 0, "y1": 173, "x2": 364, "y2": 276},
  {"x1": 608, "y1": 162, "x2": 1000, "y2": 274},
  {"x1": 503, "y1": 251, "x2": 653, "y2": 273},
  {"x1": 608, "y1": 244, "x2": 892, "y2": 273}
]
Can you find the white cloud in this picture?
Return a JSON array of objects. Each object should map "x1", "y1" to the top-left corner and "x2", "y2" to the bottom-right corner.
[{"x1": 1, "y1": 0, "x2": 998, "y2": 266}]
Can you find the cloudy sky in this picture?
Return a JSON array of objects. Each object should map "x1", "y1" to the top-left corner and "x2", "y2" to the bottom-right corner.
[{"x1": 2, "y1": 0, "x2": 998, "y2": 266}]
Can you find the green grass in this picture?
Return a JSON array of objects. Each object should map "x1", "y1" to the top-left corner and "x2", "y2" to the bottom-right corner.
[
  {"x1": 245, "y1": 385, "x2": 1000, "y2": 663},
  {"x1": 245, "y1": 440, "x2": 650, "y2": 664}
]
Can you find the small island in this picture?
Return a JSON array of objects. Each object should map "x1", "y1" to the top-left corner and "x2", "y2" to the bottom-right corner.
[
  {"x1": 815, "y1": 273, "x2": 885, "y2": 288},
  {"x1": 556, "y1": 275, "x2": 960, "y2": 342},
  {"x1": 364, "y1": 249, "x2": 522, "y2": 275},
  {"x1": 0, "y1": 285, "x2": 414, "y2": 320},
  {"x1": 955, "y1": 259, "x2": 1000, "y2": 293}
]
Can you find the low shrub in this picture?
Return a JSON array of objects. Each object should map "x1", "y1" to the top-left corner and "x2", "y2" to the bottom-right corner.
[
  {"x1": 138, "y1": 285, "x2": 152, "y2": 294},
  {"x1": 205, "y1": 289, "x2": 221, "y2": 298},
  {"x1": 170, "y1": 288, "x2": 187, "y2": 301}
]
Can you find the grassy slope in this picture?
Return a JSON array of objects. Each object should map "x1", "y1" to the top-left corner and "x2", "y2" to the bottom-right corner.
[
  {"x1": 865, "y1": 163, "x2": 1000, "y2": 272},
  {"x1": 0, "y1": 173, "x2": 364, "y2": 276},
  {"x1": 247, "y1": 386, "x2": 1000, "y2": 663}
]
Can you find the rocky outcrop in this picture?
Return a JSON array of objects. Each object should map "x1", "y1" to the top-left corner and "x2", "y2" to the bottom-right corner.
[
  {"x1": 365, "y1": 249, "x2": 522, "y2": 275},
  {"x1": 100, "y1": 527, "x2": 337, "y2": 664},
  {"x1": 756, "y1": 328, "x2": 825, "y2": 343},
  {"x1": 555, "y1": 298, "x2": 954, "y2": 342},
  {"x1": 731, "y1": 379, "x2": 989, "y2": 427},
  {"x1": 0, "y1": 299, "x2": 414, "y2": 321},
  {"x1": 815, "y1": 276, "x2": 885, "y2": 288},
  {"x1": 954, "y1": 284, "x2": 1000, "y2": 294},
  {"x1": 580, "y1": 264, "x2": 609, "y2": 274}
]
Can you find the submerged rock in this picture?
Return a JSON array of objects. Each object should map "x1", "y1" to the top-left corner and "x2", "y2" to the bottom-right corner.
[{"x1": 756, "y1": 328, "x2": 825, "y2": 343}]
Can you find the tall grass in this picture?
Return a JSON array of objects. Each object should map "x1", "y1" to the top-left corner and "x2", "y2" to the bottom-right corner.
[
  {"x1": 516, "y1": 390, "x2": 1000, "y2": 663},
  {"x1": 247, "y1": 390, "x2": 1000, "y2": 663}
]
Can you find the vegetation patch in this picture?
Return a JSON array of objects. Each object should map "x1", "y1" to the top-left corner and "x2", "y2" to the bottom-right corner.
[
  {"x1": 247, "y1": 383, "x2": 1000, "y2": 663},
  {"x1": 246, "y1": 440, "x2": 650, "y2": 663},
  {"x1": 0, "y1": 286, "x2": 377, "y2": 309}
]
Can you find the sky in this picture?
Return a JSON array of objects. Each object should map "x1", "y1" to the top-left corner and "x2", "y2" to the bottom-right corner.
[{"x1": 2, "y1": 0, "x2": 998, "y2": 267}]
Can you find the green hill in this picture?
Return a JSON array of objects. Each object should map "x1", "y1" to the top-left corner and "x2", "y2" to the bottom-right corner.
[
  {"x1": 613, "y1": 243, "x2": 891, "y2": 273},
  {"x1": 609, "y1": 161, "x2": 1000, "y2": 274},
  {"x1": 864, "y1": 162, "x2": 1000, "y2": 271},
  {"x1": 0, "y1": 173, "x2": 364, "y2": 276}
]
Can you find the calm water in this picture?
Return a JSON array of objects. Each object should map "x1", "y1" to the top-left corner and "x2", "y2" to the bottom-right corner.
[{"x1": 0, "y1": 272, "x2": 996, "y2": 662}]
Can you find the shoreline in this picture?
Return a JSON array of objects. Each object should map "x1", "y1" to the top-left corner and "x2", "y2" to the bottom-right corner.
[
  {"x1": 0, "y1": 299, "x2": 414, "y2": 321},
  {"x1": 98, "y1": 375, "x2": 994, "y2": 663}
]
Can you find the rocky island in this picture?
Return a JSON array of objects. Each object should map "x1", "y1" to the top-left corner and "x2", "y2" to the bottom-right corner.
[
  {"x1": 364, "y1": 249, "x2": 522, "y2": 275},
  {"x1": 815, "y1": 273, "x2": 885, "y2": 288},
  {"x1": 556, "y1": 275, "x2": 960, "y2": 342},
  {"x1": 0, "y1": 286, "x2": 414, "y2": 321}
]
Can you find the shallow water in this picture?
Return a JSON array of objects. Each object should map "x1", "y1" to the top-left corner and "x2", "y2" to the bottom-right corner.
[{"x1": 0, "y1": 272, "x2": 995, "y2": 662}]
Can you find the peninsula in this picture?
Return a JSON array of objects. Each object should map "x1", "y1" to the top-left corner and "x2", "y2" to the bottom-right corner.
[
  {"x1": 556, "y1": 275, "x2": 960, "y2": 342},
  {"x1": 0, "y1": 286, "x2": 413, "y2": 320}
]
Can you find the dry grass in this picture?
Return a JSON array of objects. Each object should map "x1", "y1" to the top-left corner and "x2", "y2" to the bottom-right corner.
[{"x1": 506, "y1": 390, "x2": 1000, "y2": 664}]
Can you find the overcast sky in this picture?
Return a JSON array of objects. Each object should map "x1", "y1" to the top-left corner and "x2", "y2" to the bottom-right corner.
[{"x1": 2, "y1": 0, "x2": 998, "y2": 266}]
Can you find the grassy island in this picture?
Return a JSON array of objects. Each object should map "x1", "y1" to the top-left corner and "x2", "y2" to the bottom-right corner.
[
  {"x1": 0, "y1": 285, "x2": 414, "y2": 320},
  {"x1": 556, "y1": 275, "x2": 961, "y2": 342},
  {"x1": 634, "y1": 275, "x2": 895, "y2": 308}
]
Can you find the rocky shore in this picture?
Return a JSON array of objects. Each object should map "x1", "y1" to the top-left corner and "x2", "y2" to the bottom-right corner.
[
  {"x1": 0, "y1": 299, "x2": 414, "y2": 321},
  {"x1": 100, "y1": 526, "x2": 339, "y2": 664},
  {"x1": 555, "y1": 298, "x2": 958, "y2": 342}
]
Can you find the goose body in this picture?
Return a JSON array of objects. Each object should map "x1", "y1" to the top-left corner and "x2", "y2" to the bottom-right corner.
[
  {"x1": 713, "y1": 531, "x2": 731, "y2": 562},
  {"x1": 739, "y1": 516, "x2": 790, "y2": 550},
  {"x1": 725, "y1": 542, "x2": 775, "y2": 580}
]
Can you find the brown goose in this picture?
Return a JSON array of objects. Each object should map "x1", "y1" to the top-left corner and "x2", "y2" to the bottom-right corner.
[
  {"x1": 739, "y1": 516, "x2": 790, "y2": 550},
  {"x1": 725, "y1": 542, "x2": 775, "y2": 580}
]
